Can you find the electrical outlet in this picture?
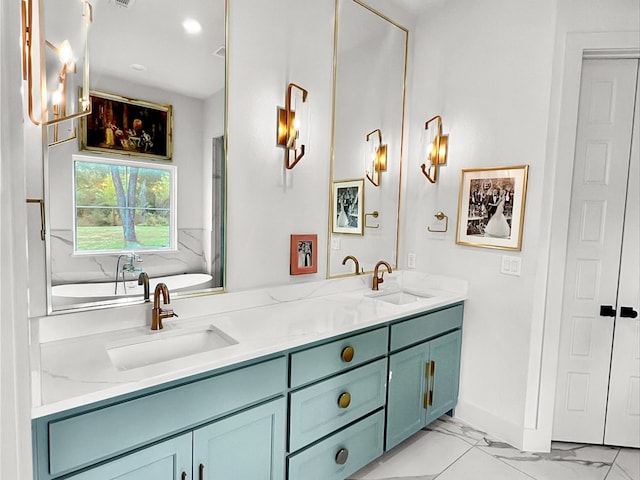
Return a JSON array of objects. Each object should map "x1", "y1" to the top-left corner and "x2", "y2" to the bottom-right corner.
[{"x1": 407, "y1": 253, "x2": 417, "y2": 269}]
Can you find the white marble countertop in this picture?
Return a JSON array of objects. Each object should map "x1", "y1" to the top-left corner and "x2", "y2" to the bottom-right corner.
[{"x1": 30, "y1": 271, "x2": 468, "y2": 419}]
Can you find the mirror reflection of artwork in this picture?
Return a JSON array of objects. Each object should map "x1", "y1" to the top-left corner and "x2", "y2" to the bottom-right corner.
[
  {"x1": 290, "y1": 234, "x2": 318, "y2": 275},
  {"x1": 82, "y1": 91, "x2": 173, "y2": 160},
  {"x1": 332, "y1": 179, "x2": 364, "y2": 235}
]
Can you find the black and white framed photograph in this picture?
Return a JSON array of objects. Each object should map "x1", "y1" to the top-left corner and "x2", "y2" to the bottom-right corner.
[
  {"x1": 455, "y1": 165, "x2": 529, "y2": 250},
  {"x1": 332, "y1": 178, "x2": 364, "y2": 235}
]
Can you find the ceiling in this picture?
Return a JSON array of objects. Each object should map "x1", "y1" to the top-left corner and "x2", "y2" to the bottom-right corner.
[{"x1": 89, "y1": 0, "x2": 225, "y2": 100}]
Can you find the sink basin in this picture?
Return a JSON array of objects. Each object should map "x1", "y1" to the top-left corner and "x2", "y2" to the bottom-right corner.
[
  {"x1": 107, "y1": 325, "x2": 237, "y2": 371},
  {"x1": 371, "y1": 290, "x2": 434, "y2": 305}
]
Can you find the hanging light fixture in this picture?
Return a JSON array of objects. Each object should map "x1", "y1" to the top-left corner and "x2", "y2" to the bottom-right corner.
[
  {"x1": 421, "y1": 115, "x2": 449, "y2": 183},
  {"x1": 277, "y1": 83, "x2": 309, "y2": 169},
  {"x1": 365, "y1": 128, "x2": 387, "y2": 187}
]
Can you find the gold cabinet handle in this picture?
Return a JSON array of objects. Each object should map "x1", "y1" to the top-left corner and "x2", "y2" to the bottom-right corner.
[
  {"x1": 335, "y1": 448, "x2": 349, "y2": 465},
  {"x1": 338, "y1": 392, "x2": 351, "y2": 409},
  {"x1": 341, "y1": 345, "x2": 355, "y2": 363},
  {"x1": 424, "y1": 360, "x2": 435, "y2": 409}
]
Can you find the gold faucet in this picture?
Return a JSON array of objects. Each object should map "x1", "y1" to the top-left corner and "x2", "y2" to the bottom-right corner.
[
  {"x1": 372, "y1": 260, "x2": 392, "y2": 291},
  {"x1": 342, "y1": 255, "x2": 361, "y2": 275},
  {"x1": 138, "y1": 271, "x2": 150, "y2": 302},
  {"x1": 151, "y1": 282, "x2": 178, "y2": 330}
]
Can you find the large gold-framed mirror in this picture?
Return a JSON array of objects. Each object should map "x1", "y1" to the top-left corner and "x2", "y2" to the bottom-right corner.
[
  {"x1": 41, "y1": 0, "x2": 226, "y2": 312},
  {"x1": 328, "y1": 0, "x2": 408, "y2": 276}
]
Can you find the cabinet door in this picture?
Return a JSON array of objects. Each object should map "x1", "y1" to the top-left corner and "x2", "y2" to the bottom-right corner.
[
  {"x1": 65, "y1": 434, "x2": 191, "y2": 480},
  {"x1": 193, "y1": 397, "x2": 286, "y2": 480},
  {"x1": 385, "y1": 342, "x2": 429, "y2": 450},
  {"x1": 424, "y1": 330, "x2": 462, "y2": 425}
]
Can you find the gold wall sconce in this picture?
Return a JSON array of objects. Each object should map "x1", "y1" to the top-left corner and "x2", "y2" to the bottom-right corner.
[
  {"x1": 365, "y1": 129, "x2": 388, "y2": 187},
  {"x1": 277, "y1": 83, "x2": 309, "y2": 169},
  {"x1": 421, "y1": 115, "x2": 448, "y2": 183},
  {"x1": 21, "y1": 0, "x2": 93, "y2": 145}
]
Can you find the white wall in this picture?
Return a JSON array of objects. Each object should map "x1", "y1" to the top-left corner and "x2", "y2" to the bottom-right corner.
[
  {"x1": 225, "y1": 0, "x2": 335, "y2": 290},
  {"x1": 402, "y1": 0, "x2": 639, "y2": 450}
]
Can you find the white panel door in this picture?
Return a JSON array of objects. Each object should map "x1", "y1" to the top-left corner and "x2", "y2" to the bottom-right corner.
[
  {"x1": 553, "y1": 58, "x2": 638, "y2": 444},
  {"x1": 604, "y1": 61, "x2": 640, "y2": 447}
]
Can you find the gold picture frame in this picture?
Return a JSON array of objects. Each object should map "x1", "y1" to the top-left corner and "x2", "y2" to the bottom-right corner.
[
  {"x1": 80, "y1": 90, "x2": 173, "y2": 160},
  {"x1": 455, "y1": 165, "x2": 529, "y2": 250},
  {"x1": 332, "y1": 178, "x2": 364, "y2": 235}
]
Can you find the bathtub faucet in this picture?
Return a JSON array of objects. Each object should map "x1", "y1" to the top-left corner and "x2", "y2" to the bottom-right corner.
[
  {"x1": 114, "y1": 252, "x2": 143, "y2": 294},
  {"x1": 151, "y1": 283, "x2": 178, "y2": 330}
]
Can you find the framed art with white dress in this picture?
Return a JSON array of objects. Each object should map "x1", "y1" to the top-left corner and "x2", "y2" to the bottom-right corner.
[
  {"x1": 332, "y1": 179, "x2": 364, "y2": 235},
  {"x1": 455, "y1": 165, "x2": 529, "y2": 250}
]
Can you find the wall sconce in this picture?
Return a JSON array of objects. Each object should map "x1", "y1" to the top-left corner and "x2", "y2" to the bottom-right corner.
[
  {"x1": 365, "y1": 129, "x2": 388, "y2": 187},
  {"x1": 277, "y1": 83, "x2": 309, "y2": 169},
  {"x1": 421, "y1": 115, "x2": 448, "y2": 183},
  {"x1": 21, "y1": 0, "x2": 92, "y2": 144}
]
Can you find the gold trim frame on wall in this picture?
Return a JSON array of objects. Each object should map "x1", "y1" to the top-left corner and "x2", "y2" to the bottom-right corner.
[
  {"x1": 332, "y1": 178, "x2": 364, "y2": 235},
  {"x1": 80, "y1": 90, "x2": 173, "y2": 160},
  {"x1": 456, "y1": 165, "x2": 529, "y2": 250}
]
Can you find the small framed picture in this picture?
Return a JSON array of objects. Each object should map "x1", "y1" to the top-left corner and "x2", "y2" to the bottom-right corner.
[
  {"x1": 456, "y1": 165, "x2": 529, "y2": 250},
  {"x1": 290, "y1": 234, "x2": 318, "y2": 275},
  {"x1": 80, "y1": 90, "x2": 173, "y2": 160},
  {"x1": 332, "y1": 179, "x2": 364, "y2": 235}
]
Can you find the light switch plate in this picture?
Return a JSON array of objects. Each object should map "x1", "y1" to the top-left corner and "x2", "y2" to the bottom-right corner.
[
  {"x1": 500, "y1": 255, "x2": 521, "y2": 276},
  {"x1": 407, "y1": 253, "x2": 416, "y2": 269},
  {"x1": 331, "y1": 238, "x2": 341, "y2": 250}
]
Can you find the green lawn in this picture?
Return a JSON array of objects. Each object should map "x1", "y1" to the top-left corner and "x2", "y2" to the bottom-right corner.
[{"x1": 76, "y1": 225, "x2": 170, "y2": 251}]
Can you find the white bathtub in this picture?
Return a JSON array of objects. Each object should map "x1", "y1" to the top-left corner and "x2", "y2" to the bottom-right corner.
[{"x1": 52, "y1": 273, "x2": 214, "y2": 307}]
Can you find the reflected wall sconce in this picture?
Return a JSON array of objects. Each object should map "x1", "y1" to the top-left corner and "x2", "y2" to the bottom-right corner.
[
  {"x1": 421, "y1": 115, "x2": 448, "y2": 183},
  {"x1": 21, "y1": 0, "x2": 93, "y2": 144},
  {"x1": 365, "y1": 129, "x2": 387, "y2": 187},
  {"x1": 277, "y1": 83, "x2": 309, "y2": 169}
]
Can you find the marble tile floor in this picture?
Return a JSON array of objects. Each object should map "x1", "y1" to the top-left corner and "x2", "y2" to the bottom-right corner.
[{"x1": 349, "y1": 416, "x2": 640, "y2": 480}]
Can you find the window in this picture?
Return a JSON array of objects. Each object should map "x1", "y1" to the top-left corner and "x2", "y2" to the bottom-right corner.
[{"x1": 73, "y1": 156, "x2": 176, "y2": 253}]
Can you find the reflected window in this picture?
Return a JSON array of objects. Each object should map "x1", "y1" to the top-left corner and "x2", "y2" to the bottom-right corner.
[{"x1": 73, "y1": 156, "x2": 176, "y2": 253}]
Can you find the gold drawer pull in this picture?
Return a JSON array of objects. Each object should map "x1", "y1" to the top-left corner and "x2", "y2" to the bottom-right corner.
[
  {"x1": 341, "y1": 346, "x2": 355, "y2": 362},
  {"x1": 338, "y1": 392, "x2": 351, "y2": 408},
  {"x1": 335, "y1": 447, "x2": 349, "y2": 465}
]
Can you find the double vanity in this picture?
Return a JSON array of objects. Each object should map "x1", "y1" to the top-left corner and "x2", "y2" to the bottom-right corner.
[{"x1": 30, "y1": 272, "x2": 467, "y2": 480}]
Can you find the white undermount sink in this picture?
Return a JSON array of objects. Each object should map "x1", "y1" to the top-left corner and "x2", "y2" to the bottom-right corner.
[
  {"x1": 371, "y1": 289, "x2": 434, "y2": 305},
  {"x1": 107, "y1": 325, "x2": 237, "y2": 371}
]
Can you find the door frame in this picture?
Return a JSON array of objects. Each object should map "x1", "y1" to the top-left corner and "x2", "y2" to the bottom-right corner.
[{"x1": 521, "y1": 31, "x2": 640, "y2": 452}]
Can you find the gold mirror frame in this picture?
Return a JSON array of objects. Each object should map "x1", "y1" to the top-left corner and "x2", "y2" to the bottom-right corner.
[{"x1": 327, "y1": 0, "x2": 408, "y2": 278}]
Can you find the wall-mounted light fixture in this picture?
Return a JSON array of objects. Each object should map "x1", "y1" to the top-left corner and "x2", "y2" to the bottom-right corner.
[
  {"x1": 21, "y1": 0, "x2": 93, "y2": 144},
  {"x1": 365, "y1": 128, "x2": 387, "y2": 187},
  {"x1": 421, "y1": 115, "x2": 448, "y2": 183},
  {"x1": 277, "y1": 83, "x2": 309, "y2": 169}
]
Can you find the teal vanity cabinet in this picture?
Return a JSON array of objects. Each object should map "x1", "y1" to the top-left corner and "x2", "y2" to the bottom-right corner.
[
  {"x1": 33, "y1": 357, "x2": 287, "y2": 480},
  {"x1": 287, "y1": 327, "x2": 388, "y2": 480},
  {"x1": 385, "y1": 304, "x2": 463, "y2": 450}
]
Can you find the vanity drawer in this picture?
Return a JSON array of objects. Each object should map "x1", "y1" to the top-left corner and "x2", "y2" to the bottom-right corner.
[
  {"x1": 288, "y1": 409, "x2": 384, "y2": 480},
  {"x1": 290, "y1": 327, "x2": 388, "y2": 388},
  {"x1": 390, "y1": 303, "x2": 463, "y2": 351},
  {"x1": 289, "y1": 358, "x2": 387, "y2": 452},
  {"x1": 44, "y1": 357, "x2": 286, "y2": 477}
]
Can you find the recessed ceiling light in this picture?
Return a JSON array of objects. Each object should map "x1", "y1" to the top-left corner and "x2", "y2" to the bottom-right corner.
[
  {"x1": 130, "y1": 63, "x2": 147, "y2": 72},
  {"x1": 182, "y1": 18, "x2": 202, "y2": 35}
]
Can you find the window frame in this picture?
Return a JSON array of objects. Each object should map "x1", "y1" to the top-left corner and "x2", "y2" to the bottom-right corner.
[{"x1": 72, "y1": 154, "x2": 178, "y2": 255}]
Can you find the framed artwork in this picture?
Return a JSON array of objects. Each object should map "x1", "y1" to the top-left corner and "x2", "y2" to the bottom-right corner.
[
  {"x1": 80, "y1": 90, "x2": 173, "y2": 160},
  {"x1": 290, "y1": 234, "x2": 318, "y2": 275},
  {"x1": 455, "y1": 165, "x2": 529, "y2": 250},
  {"x1": 332, "y1": 178, "x2": 364, "y2": 235}
]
